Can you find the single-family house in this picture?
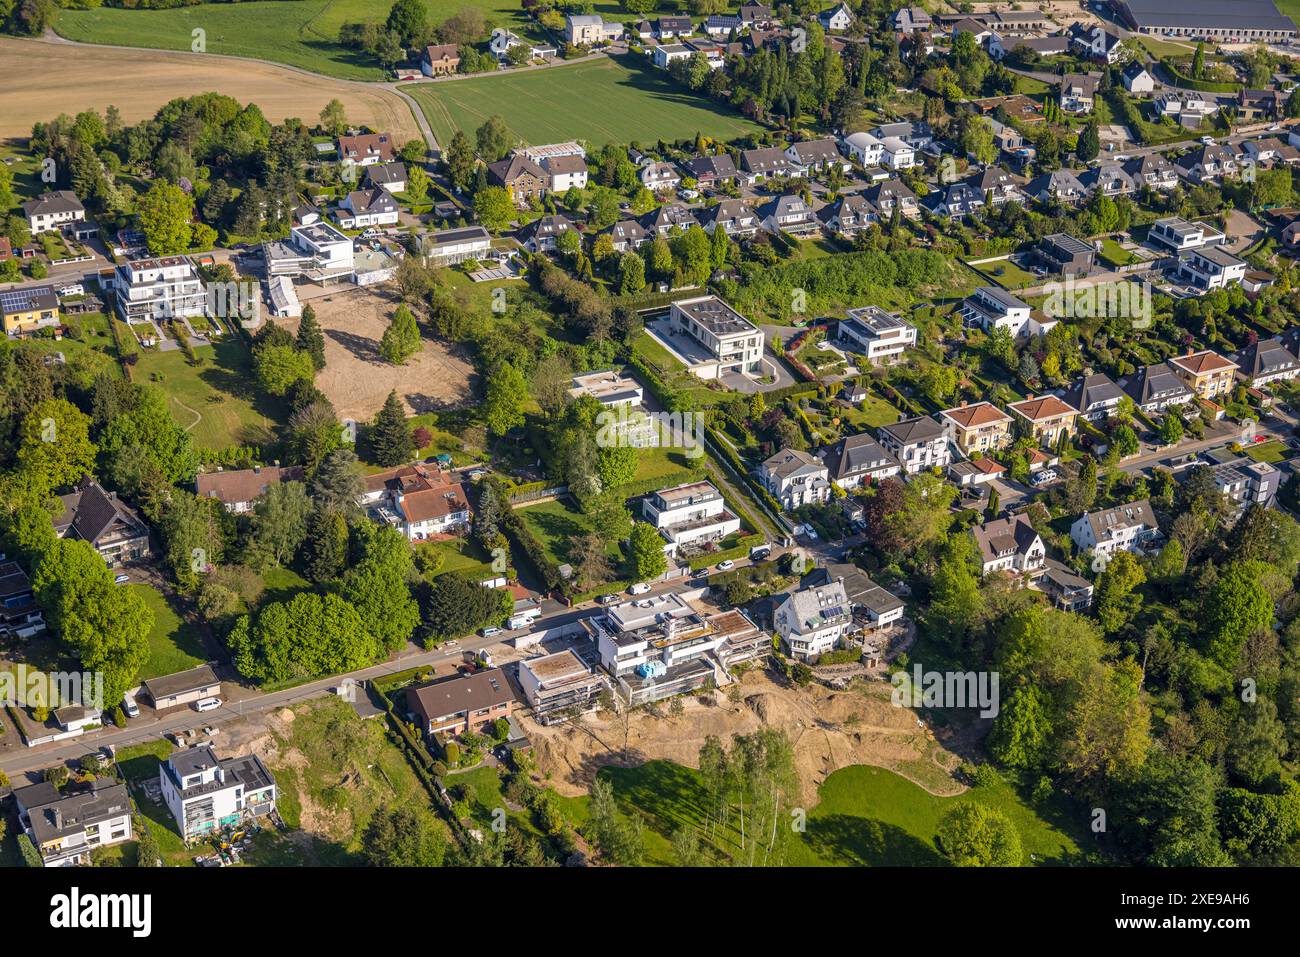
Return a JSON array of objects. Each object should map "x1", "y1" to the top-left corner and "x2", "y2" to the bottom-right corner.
[
  {"x1": 877, "y1": 416, "x2": 952, "y2": 474},
  {"x1": 1070, "y1": 498, "x2": 1158, "y2": 558},
  {"x1": 938, "y1": 401, "x2": 1014, "y2": 455},
  {"x1": 759, "y1": 447, "x2": 831, "y2": 509}
]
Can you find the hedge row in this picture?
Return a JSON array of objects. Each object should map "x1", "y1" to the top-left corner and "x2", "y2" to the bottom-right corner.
[
  {"x1": 704, "y1": 426, "x2": 788, "y2": 529},
  {"x1": 686, "y1": 532, "x2": 765, "y2": 570},
  {"x1": 1159, "y1": 60, "x2": 1241, "y2": 93},
  {"x1": 501, "y1": 504, "x2": 565, "y2": 594},
  {"x1": 111, "y1": 318, "x2": 139, "y2": 366}
]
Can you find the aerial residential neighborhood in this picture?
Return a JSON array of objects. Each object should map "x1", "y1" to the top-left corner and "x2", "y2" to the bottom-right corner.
[{"x1": 1, "y1": 0, "x2": 1300, "y2": 913}]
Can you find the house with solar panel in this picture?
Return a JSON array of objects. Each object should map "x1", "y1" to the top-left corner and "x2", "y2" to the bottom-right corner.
[
  {"x1": 160, "y1": 745, "x2": 277, "y2": 842},
  {"x1": 773, "y1": 577, "x2": 854, "y2": 659},
  {"x1": 1, "y1": 284, "x2": 60, "y2": 337}
]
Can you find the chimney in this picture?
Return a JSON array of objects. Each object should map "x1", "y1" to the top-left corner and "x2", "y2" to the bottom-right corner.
[{"x1": 1186, "y1": 347, "x2": 1194, "y2": 356}]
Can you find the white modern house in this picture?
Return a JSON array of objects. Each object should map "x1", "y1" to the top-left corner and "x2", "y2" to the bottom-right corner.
[
  {"x1": 22, "y1": 191, "x2": 86, "y2": 235},
  {"x1": 265, "y1": 221, "x2": 355, "y2": 282},
  {"x1": 112, "y1": 255, "x2": 208, "y2": 323},
  {"x1": 518, "y1": 649, "x2": 609, "y2": 724},
  {"x1": 837, "y1": 306, "x2": 917, "y2": 365},
  {"x1": 1148, "y1": 216, "x2": 1224, "y2": 252},
  {"x1": 960, "y1": 286, "x2": 1055, "y2": 339},
  {"x1": 1070, "y1": 499, "x2": 1158, "y2": 559},
  {"x1": 421, "y1": 225, "x2": 492, "y2": 266},
  {"x1": 1177, "y1": 245, "x2": 1247, "y2": 291},
  {"x1": 641, "y1": 481, "x2": 741, "y2": 557},
  {"x1": 759, "y1": 448, "x2": 831, "y2": 509},
  {"x1": 159, "y1": 745, "x2": 277, "y2": 842},
  {"x1": 662, "y1": 295, "x2": 764, "y2": 380},
  {"x1": 773, "y1": 577, "x2": 853, "y2": 659}
]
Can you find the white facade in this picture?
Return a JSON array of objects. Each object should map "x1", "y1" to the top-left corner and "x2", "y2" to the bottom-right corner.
[
  {"x1": 642, "y1": 481, "x2": 741, "y2": 556},
  {"x1": 842, "y1": 131, "x2": 884, "y2": 167},
  {"x1": 667, "y1": 295, "x2": 763, "y2": 379},
  {"x1": 1070, "y1": 500, "x2": 1158, "y2": 559},
  {"x1": 878, "y1": 417, "x2": 952, "y2": 475},
  {"x1": 759, "y1": 448, "x2": 831, "y2": 509},
  {"x1": 160, "y1": 746, "x2": 277, "y2": 841},
  {"x1": 112, "y1": 256, "x2": 207, "y2": 323},
  {"x1": 880, "y1": 137, "x2": 916, "y2": 170},
  {"x1": 838, "y1": 306, "x2": 917, "y2": 365},
  {"x1": 773, "y1": 579, "x2": 853, "y2": 660}
]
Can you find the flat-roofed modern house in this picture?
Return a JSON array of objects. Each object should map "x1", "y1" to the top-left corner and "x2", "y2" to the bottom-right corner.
[
  {"x1": 1177, "y1": 245, "x2": 1247, "y2": 291},
  {"x1": 406, "y1": 669, "x2": 515, "y2": 737},
  {"x1": 773, "y1": 576, "x2": 853, "y2": 659},
  {"x1": 1037, "y1": 233, "x2": 1095, "y2": 277},
  {"x1": 665, "y1": 295, "x2": 763, "y2": 379},
  {"x1": 960, "y1": 286, "x2": 1056, "y2": 339},
  {"x1": 837, "y1": 306, "x2": 917, "y2": 364},
  {"x1": 265, "y1": 221, "x2": 355, "y2": 282},
  {"x1": 759, "y1": 447, "x2": 831, "y2": 509},
  {"x1": 112, "y1": 255, "x2": 207, "y2": 322},
  {"x1": 1235, "y1": 337, "x2": 1300, "y2": 387},
  {"x1": 1148, "y1": 216, "x2": 1225, "y2": 252},
  {"x1": 196, "y1": 465, "x2": 304, "y2": 514},
  {"x1": 877, "y1": 415, "x2": 952, "y2": 474},
  {"x1": 1111, "y1": 0, "x2": 1297, "y2": 43},
  {"x1": 55, "y1": 479, "x2": 151, "y2": 566},
  {"x1": 421, "y1": 225, "x2": 492, "y2": 266},
  {"x1": 641, "y1": 481, "x2": 741, "y2": 556},
  {"x1": 518, "y1": 650, "x2": 609, "y2": 723},
  {"x1": 1, "y1": 284, "x2": 60, "y2": 336},
  {"x1": 141, "y1": 663, "x2": 221, "y2": 710},
  {"x1": 1071, "y1": 498, "x2": 1158, "y2": 557},
  {"x1": 14, "y1": 778, "x2": 132, "y2": 866},
  {"x1": 1007, "y1": 394, "x2": 1080, "y2": 448},
  {"x1": 585, "y1": 593, "x2": 729, "y2": 704},
  {"x1": 1167, "y1": 348, "x2": 1239, "y2": 400},
  {"x1": 1211, "y1": 458, "x2": 1281, "y2": 510},
  {"x1": 939, "y1": 401, "x2": 1014, "y2": 455},
  {"x1": 22, "y1": 190, "x2": 86, "y2": 235},
  {"x1": 820, "y1": 433, "x2": 900, "y2": 490},
  {"x1": 1063, "y1": 372, "x2": 1126, "y2": 421},
  {"x1": 1120, "y1": 361, "x2": 1196, "y2": 414},
  {"x1": 160, "y1": 745, "x2": 277, "y2": 841},
  {"x1": 569, "y1": 368, "x2": 644, "y2": 408}
]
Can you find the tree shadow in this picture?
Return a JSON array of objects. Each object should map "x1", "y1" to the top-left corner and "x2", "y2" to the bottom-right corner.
[
  {"x1": 324, "y1": 328, "x2": 383, "y2": 364},
  {"x1": 801, "y1": 813, "x2": 946, "y2": 866}
]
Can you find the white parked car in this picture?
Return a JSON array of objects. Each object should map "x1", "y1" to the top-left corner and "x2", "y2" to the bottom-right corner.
[
  {"x1": 628, "y1": 582, "x2": 652, "y2": 595},
  {"x1": 122, "y1": 694, "x2": 140, "y2": 719},
  {"x1": 1201, "y1": 135, "x2": 1216, "y2": 145},
  {"x1": 1030, "y1": 469, "x2": 1058, "y2": 486},
  {"x1": 716, "y1": 560, "x2": 735, "y2": 571},
  {"x1": 194, "y1": 697, "x2": 222, "y2": 713}
]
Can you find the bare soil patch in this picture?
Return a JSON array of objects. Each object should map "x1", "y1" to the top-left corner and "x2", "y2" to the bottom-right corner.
[
  {"x1": 282, "y1": 285, "x2": 476, "y2": 421},
  {"x1": 524, "y1": 670, "x2": 967, "y2": 806},
  {"x1": 0, "y1": 36, "x2": 419, "y2": 141}
]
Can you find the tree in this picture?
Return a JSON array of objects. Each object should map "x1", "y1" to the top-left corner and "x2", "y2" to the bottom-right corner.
[
  {"x1": 248, "y1": 481, "x2": 312, "y2": 568},
  {"x1": 474, "y1": 185, "x2": 515, "y2": 232},
  {"x1": 935, "y1": 803, "x2": 1023, "y2": 866},
  {"x1": 596, "y1": 444, "x2": 638, "y2": 490},
  {"x1": 475, "y1": 115, "x2": 513, "y2": 162},
  {"x1": 339, "y1": 524, "x2": 420, "y2": 652},
  {"x1": 1203, "y1": 561, "x2": 1274, "y2": 670},
  {"x1": 587, "y1": 776, "x2": 644, "y2": 866},
  {"x1": 1094, "y1": 549, "x2": 1145, "y2": 634},
  {"x1": 296, "y1": 304, "x2": 326, "y2": 370},
  {"x1": 306, "y1": 506, "x2": 350, "y2": 583},
  {"x1": 369, "y1": 390, "x2": 414, "y2": 467},
  {"x1": 1192, "y1": 41, "x2": 1206, "y2": 79},
  {"x1": 363, "y1": 805, "x2": 446, "y2": 867},
  {"x1": 421, "y1": 573, "x2": 510, "y2": 642},
  {"x1": 1157, "y1": 411, "x2": 1184, "y2": 446},
  {"x1": 386, "y1": 0, "x2": 428, "y2": 47},
  {"x1": 1075, "y1": 120, "x2": 1100, "y2": 163},
  {"x1": 137, "y1": 181, "x2": 193, "y2": 255},
  {"x1": 484, "y1": 361, "x2": 526, "y2": 436},
  {"x1": 254, "y1": 343, "x2": 315, "y2": 396},
  {"x1": 16, "y1": 398, "x2": 96, "y2": 493},
  {"x1": 380, "y1": 304, "x2": 422, "y2": 364},
  {"x1": 309, "y1": 447, "x2": 364, "y2": 510},
  {"x1": 628, "y1": 521, "x2": 667, "y2": 582},
  {"x1": 618, "y1": 251, "x2": 646, "y2": 295},
  {"x1": 962, "y1": 115, "x2": 997, "y2": 165},
  {"x1": 227, "y1": 592, "x2": 379, "y2": 683},
  {"x1": 443, "y1": 130, "x2": 475, "y2": 192},
  {"x1": 320, "y1": 99, "x2": 347, "y2": 136},
  {"x1": 404, "y1": 164, "x2": 431, "y2": 204},
  {"x1": 989, "y1": 685, "x2": 1052, "y2": 771}
]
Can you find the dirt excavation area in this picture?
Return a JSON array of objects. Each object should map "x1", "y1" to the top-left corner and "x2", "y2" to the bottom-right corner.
[
  {"x1": 283, "y1": 285, "x2": 476, "y2": 421},
  {"x1": 524, "y1": 670, "x2": 967, "y2": 807},
  {"x1": 0, "y1": 36, "x2": 421, "y2": 142}
]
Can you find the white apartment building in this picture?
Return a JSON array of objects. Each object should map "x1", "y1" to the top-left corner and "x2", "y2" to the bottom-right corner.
[
  {"x1": 1070, "y1": 499, "x2": 1159, "y2": 559},
  {"x1": 160, "y1": 745, "x2": 277, "y2": 842},
  {"x1": 641, "y1": 481, "x2": 741, "y2": 556},
  {"x1": 960, "y1": 286, "x2": 1055, "y2": 339},
  {"x1": 422, "y1": 226, "x2": 492, "y2": 266},
  {"x1": 112, "y1": 255, "x2": 207, "y2": 323},
  {"x1": 773, "y1": 578, "x2": 853, "y2": 659},
  {"x1": 518, "y1": 649, "x2": 609, "y2": 723},
  {"x1": 265, "y1": 221, "x2": 355, "y2": 282},
  {"x1": 1177, "y1": 245, "x2": 1247, "y2": 291},
  {"x1": 666, "y1": 295, "x2": 763, "y2": 379},
  {"x1": 877, "y1": 415, "x2": 952, "y2": 474},
  {"x1": 837, "y1": 306, "x2": 917, "y2": 365}
]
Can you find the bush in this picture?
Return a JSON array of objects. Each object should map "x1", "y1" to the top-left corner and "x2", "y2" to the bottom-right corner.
[{"x1": 18, "y1": 834, "x2": 42, "y2": 868}]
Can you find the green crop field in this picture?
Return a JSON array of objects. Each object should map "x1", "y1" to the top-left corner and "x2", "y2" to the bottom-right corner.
[
  {"x1": 408, "y1": 57, "x2": 763, "y2": 147},
  {"x1": 55, "y1": 0, "x2": 654, "y2": 80}
]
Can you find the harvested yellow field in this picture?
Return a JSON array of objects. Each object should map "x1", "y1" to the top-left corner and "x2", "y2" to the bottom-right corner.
[{"x1": 0, "y1": 36, "x2": 420, "y2": 142}]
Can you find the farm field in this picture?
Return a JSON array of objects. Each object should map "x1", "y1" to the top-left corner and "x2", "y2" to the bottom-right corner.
[
  {"x1": 132, "y1": 338, "x2": 283, "y2": 452},
  {"x1": 0, "y1": 35, "x2": 419, "y2": 142},
  {"x1": 408, "y1": 56, "x2": 764, "y2": 148}
]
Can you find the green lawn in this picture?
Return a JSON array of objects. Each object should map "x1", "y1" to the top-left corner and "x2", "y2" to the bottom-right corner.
[
  {"x1": 561, "y1": 759, "x2": 1082, "y2": 866},
  {"x1": 1097, "y1": 238, "x2": 1139, "y2": 268},
  {"x1": 516, "y1": 496, "x2": 620, "y2": 568},
  {"x1": 128, "y1": 584, "x2": 206, "y2": 681},
  {"x1": 133, "y1": 338, "x2": 282, "y2": 452},
  {"x1": 258, "y1": 565, "x2": 312, "y2": 606},
  {"x1": 838, "y1": 392, "x2": 903, "y2": 430},
  {"x1": 114, "y1": 739, "x2": 194, "y2": 866},
  {"x1": 22, "y1": 311, "x2": 121, "y2": 374},
  {"x1": 982, "y1": 258, "x2": 1039, "y2": 291},
  {"x1": 408, "y1": 56, "x2": 763, "y2": 148},
  {"x1": 417, "y1": 536, "x2": 495, "y2": 579},
  {"x1": 1245, "y1": 439, "x2": 1288, "y2": 463}
]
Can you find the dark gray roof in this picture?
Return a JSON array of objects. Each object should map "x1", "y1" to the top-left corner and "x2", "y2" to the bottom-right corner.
[
  {"x1": 15, "y1": 778, "x2": 131, "y2": 846},
  {"x1": 141, "y1": 663, "x2": 220, "y2": 702},
  {"x1": 878, "y1": 414, "x2": 943, "y2": 446},
  {"x1": 55, "y1": 480, "x2": 147, "y2": 547},
  {"x1": 820, "y1": 433, "x2": 898, "y2": 480},
  {"x1": 1063, "y1": 372, "x2": 1124, "y2": 412},
  {"x1": 1116, "y1": 0, "x2": 1294, "y2": 32}
]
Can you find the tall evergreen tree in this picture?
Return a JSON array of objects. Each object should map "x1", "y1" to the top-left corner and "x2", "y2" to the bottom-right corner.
[
  {"x1": 296, "y1": 304, "x2": 326, "y2": 371},
  {"x1": 369, "y1": 390, "x2": 413, "y2": 467}
]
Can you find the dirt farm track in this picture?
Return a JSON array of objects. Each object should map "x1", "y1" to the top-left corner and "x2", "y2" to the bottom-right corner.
[{"x1": 0, "y1": 36, "x2": 422, "y2": 142}]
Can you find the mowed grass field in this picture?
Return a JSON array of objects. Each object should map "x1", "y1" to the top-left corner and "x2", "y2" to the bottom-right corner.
[
  {"x1": 129, "y1": 584, "x2": 206, "y2": 681},
  {"x1": 132, "y1": 339, "x2": 282, "y2": 452},
  {"x1": 409, "y1": 57, "x2": 763, "y2": 147}
]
